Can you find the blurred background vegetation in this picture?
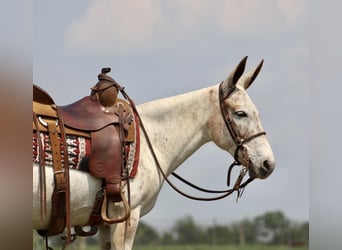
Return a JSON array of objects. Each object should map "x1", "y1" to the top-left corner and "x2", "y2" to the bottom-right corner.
[{"x1": 33, "y1": 210, "x2": 308, "y2": 249}]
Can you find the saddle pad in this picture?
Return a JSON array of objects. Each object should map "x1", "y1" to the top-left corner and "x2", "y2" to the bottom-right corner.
[
  {"x1": 33, "y1": 132, "x2": 91, "y2": 169},
  {"x1": 33, "y1": 131, "x2": 138, "y2": 174}
]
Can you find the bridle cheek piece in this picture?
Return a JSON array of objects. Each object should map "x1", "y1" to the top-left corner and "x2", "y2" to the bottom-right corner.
[{"x1": 219, "y1": 82, "x2": 266, "y2": 196}]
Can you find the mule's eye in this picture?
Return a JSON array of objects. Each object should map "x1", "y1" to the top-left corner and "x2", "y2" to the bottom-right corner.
[{"x1": 234, "y1": 111, "x2": 248, "y2": 118}]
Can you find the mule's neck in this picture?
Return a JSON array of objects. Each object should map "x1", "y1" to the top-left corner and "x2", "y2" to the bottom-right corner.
[{"x1": 137, "y1": 85, "x2": 219, "y2": 175}]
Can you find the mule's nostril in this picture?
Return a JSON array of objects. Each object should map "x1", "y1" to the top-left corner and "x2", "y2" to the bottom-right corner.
[
  {"x1": 263, "y1": 159, "x2": 275, "y2": 173},
  {"x1": 263, "y1": 160, "x2": 271, "y2": 170}
]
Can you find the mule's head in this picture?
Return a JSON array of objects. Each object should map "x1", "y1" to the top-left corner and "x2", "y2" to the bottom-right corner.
[{"x1": 209, "y1": 56, "x2": 275, "y2": 180}]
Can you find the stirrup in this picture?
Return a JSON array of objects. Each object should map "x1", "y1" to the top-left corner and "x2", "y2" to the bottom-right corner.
[{"x1": 101, "y1": 189, "x2": 131, "y2": 224}]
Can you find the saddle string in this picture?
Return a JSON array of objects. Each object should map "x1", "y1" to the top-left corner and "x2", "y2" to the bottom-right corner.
[
  {"x1": 118, "y1": 103, "x2": 132, "y2": 210},
  {"x1": 54, "y1": 105, "x2": 73, "y2": 248},
  {"x1": 33, "y1": 111, "x2": 47, "y2": 220}
]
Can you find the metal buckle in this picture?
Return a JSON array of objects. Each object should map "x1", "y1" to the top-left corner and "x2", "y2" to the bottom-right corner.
[{"x1": 38, "y1": 116, "x2": 58, "y2": 127}]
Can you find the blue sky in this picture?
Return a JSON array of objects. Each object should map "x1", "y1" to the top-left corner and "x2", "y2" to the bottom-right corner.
[{"x1": 33, "y1": 0, "x2": 309, "y2": 230}]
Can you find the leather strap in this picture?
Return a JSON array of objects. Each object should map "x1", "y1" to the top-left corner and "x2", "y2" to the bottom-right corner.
[
  {"x1": 37, "y1": 120, "x2": 66, "y2": 237},
  {"x1": 48, "y1": 121, "x2": 65, "y2": 192},
  {"x1": 36, "y1": 110, "x2": 73, "y2": 248},
  {"x1": 219, "y1": 82, "x2": 266, "y2": 162},
  {"x1": 55, "y1": 106, "x2": 72, "y2": 247},
  {"x1": 33, "y1": 111, "x2": 47, "y2": 220}
]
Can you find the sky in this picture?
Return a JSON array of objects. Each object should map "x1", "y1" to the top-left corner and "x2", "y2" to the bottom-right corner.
[{"x1": 33, "y1": 0, "x2": 309, "y2": 230}]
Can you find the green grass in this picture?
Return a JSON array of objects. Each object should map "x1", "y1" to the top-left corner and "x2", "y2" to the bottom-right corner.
[
  {"x1": 84, "y1": 244, "x2": 308, "y2": 250},
  {"x1": 135, "y1": 246, "x2": 307, "y2": 250}
]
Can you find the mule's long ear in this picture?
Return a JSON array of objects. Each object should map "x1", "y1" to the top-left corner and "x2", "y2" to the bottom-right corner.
[
  {"x1": 241, "y1": 59, "x2": 264, "y2": 90},
  {"x1": 221, "y1": 56, "x2": 248, "y2": 97}
]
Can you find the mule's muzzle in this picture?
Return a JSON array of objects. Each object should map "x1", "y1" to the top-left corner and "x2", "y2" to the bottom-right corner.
[{"x1": 248, "y1": 158, "x2": 275, "y2": 179}]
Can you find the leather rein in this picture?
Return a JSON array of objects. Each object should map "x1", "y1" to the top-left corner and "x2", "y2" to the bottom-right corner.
[{"x1": 132, "y1": 82, "x2": 266, "y2": 202}]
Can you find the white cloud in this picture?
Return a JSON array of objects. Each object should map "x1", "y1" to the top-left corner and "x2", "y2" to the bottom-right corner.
[
  {"x1": 65, "y1": 0, "x2": 164, "y2": 54},
  {"x1": 276, "y1": 0, "x2": 308, "y2": 24},
  {"x1": 64, "y1": 0, "x2": 308, "y2": 55}
]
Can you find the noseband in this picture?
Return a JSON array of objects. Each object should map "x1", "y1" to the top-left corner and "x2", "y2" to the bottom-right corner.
[{"x1": 218, "y1": 82, "x2": 266, "y2": 188}]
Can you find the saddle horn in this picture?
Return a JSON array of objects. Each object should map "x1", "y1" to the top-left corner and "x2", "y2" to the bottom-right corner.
[{"x1": 91, "y1": 67, "x2": 119, "y2": 107}]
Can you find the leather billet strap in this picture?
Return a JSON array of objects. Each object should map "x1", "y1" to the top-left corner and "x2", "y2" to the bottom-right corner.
[
  {"x1": 54, "y1": 106, "x2": 73, "y2": 248},
  {"x1": 35, "y1": 106, "x2": 73, "y2": 248},
  {"x1": 36, "y1": 120, "x2": 66, "y2": 238},
  {"x1": 47, "y1": 121, "x2": 65, "y2": 191}
]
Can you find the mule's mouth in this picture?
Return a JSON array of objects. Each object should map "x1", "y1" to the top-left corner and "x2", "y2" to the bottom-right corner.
[{"x1": 248, "y1": 159, "x2": 275, "y2": 179}]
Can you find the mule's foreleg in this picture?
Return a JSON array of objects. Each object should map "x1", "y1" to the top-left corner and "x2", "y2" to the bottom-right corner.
[
  {"x1": 112, "y1": 207, "x2": 141, "y2": 250},
  {"x1": 99, "y1": 225, "x2": 112, "y2": 250}
]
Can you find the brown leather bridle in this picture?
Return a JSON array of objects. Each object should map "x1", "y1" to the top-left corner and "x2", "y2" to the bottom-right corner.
[
  {"x1": 218, "y1": 81, "x2": 266, "y2": 196},
  {"x1": 130, "y1": 83, "x2": 267, "y2": 202}
]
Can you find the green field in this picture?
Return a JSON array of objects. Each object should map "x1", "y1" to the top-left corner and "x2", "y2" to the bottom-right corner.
[
  {"x1": 135, "y1": 246, "x2": 308, "y2": 250},
  {"x1": 85, "y1": 244, "x2": 308, "y2": 250}
]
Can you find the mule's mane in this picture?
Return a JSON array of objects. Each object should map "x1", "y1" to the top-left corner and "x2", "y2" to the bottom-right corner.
[{"x1": 146, "y1": 85, "x2": 214, "y2": 115}]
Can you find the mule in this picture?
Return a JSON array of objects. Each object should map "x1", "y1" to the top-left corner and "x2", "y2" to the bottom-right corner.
[{"x1": 33, "y1": 57, "x2": 275, "y2": 249}]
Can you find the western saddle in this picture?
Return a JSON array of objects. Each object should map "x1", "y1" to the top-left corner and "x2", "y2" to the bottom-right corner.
[{"x1": 33, "y1": 68, "x2": 139, "y2": 248}]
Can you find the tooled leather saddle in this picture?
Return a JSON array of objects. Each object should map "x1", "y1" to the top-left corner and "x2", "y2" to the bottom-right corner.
[{"x1": 33, "y1": 68, "x2": 139, "y2": 243}]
